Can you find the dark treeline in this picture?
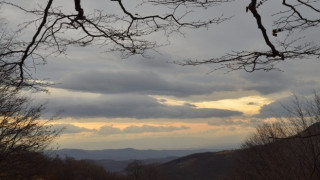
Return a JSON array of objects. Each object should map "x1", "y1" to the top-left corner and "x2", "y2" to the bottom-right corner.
[
  {"x1": 1, "y1": 153, "x2": 124, "y2": 179},
  {"x1": 0, "y1": 153, "x2": 166, "y2": 180}
]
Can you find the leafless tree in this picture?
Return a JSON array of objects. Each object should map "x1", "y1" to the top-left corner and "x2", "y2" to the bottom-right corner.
[
  {"x1": 228, "y1": 93, "x2": 320, "y2": 179},
  {"x1": 0, "y1": 77, "x2": 60, "y2": 178},
  {"x1": 0, "y1": 16, "x2": 61, "y2": 178}
]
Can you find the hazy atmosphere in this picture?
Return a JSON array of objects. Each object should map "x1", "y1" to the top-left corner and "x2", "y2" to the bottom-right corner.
[{"x1": 2, "y1": 0, "x2": 320, "y2": 150}]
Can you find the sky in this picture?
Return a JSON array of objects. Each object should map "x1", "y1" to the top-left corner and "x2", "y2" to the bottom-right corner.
[{"x1": 2, "y1": 0, "x2": 320, "y2": 150}]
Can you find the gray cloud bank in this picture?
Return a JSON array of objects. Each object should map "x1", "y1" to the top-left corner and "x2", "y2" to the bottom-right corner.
[
  {"x1": 57, "y1": 70, "x2": 236, "y2": 97},
  {"x1": 40, "y1": 59, "x2": 320, "y2": 121},
  {"x1": 241, "y1": 70, "x2": 318, "y2": 95},
  {"x1": 55, "y1": 63, "x2": 320, "y2": 100},
  {"x1": 46, "y1": 94, "x2": 242, "y2": 119}
]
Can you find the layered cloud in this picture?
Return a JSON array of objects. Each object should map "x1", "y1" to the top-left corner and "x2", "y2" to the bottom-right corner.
[
  {"x1": 57, "y1": 70, "x2": 236, "y2": 97},
  {"x1": 45, "y1": 93, "x2": 242, "y2": 119},
  {"x1": 241, "y1": 70, "x2": 319, "y2": 95},
  {"x1": 52, "y1": 124, "x2": 189, "y2": 135}
]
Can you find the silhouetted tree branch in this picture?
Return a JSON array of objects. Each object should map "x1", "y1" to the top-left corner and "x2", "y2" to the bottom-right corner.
[
  {"x1": 1, "y1": 0, "x2": 319, "y2": 87},
  {"x1": 74, "y1": 0, "x2": 85, "y2": 20},
  {"x1": 0, "y1": 0, "x2": 230, "y2": 87},
  {"x1": 183, "y1": 0, "x2": 320, "y2": 72}
]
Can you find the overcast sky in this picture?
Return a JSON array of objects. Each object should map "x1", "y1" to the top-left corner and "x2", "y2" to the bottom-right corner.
[{"x1": 2, "y1": 0, "x2": 320, "y2": 150}]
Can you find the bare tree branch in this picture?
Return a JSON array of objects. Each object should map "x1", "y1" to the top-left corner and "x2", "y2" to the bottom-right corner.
[
  {"x1": 183, "y1": 0, "x2": 320, "y2": 72},
  {"x1": 0, "y1": 0, "x2": 230, "y2": 87}
]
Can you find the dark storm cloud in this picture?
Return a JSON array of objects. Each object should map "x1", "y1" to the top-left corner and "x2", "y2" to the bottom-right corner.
[
  {"x1": 98, "y1": 125, "x2": 189, "y2": 135},
  {"x1": 46, "y1": 94, "x2": 242, "y2": 119},
  {"x1": 57, "y1": 70, "x2": 236, "y2": 97}
]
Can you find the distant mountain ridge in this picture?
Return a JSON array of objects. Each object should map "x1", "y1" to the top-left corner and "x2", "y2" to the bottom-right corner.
[{"x1": 49, "y1": 148, "x2": 219, "y2": 161}]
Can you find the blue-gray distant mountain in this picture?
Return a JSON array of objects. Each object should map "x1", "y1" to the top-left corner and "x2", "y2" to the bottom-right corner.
[{"x1": 49, "y1": 148, "x2": 219, "y2": 161}]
